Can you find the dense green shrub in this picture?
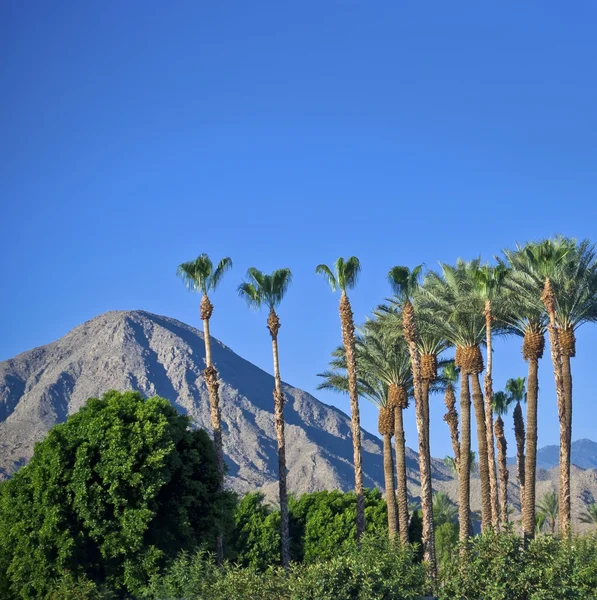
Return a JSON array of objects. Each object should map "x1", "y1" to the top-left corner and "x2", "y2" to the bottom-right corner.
[
  {"x1": 230, "y1": 488, "x2": 389, "y2": 568},
  {"x1": 0, "y1": 391, "x2": 234, "y2": 599},
  {"x1": 145, "y1": 535, "x2": 426, "y2": 600},
  {"x1": 438, "y1": 530, "x2": 597, "y2": 600}
]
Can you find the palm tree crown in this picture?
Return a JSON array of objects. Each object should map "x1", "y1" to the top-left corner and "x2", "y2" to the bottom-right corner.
[
  {"x1": 238, "y1": 268, "x2": 293, "y2": 310},
  {"x1": 177, "y1": 254, "x2": 233, "y2": 294},
  {"x1": 316, "y1": 256, "x2": 361, "y2": 292}
]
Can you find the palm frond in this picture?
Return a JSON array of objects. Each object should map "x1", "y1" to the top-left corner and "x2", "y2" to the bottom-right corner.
[
  {"x1": 210, "y1": 257, "x2": 233, "y2": 291},
  {"x1": 316, "y1": 264, "x2": 338, "y2": 292}
]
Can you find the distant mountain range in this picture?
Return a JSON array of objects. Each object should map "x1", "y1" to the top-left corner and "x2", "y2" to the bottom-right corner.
[
  {"x1": 1, "y1": 310, "x2": 596, "y2": 527},
  {"x1": 509, "y1": 439, "x2": 597, "y2": 470}
]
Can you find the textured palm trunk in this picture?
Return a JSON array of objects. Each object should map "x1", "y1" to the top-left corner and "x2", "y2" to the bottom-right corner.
[
  {"x1": 443, "y1": 384, "x2": 460, "y2": 469},
  {"x1": 382, "y1": 430, "x2": 399, "y2": 538},
  {"x1": 513, "y1": 401, "x2": 526, "y2": 516},
  {"x1": 561, "y1": 351, "x2": 573, "y2": 537},
  {"x1": 268, "y1": 309, "x2": 290, "y2": 568},
  {"x1": 393, "y1": 400, "x2": 410, "y2": 545},
  {"x1": 201, "y1": 295, "x2": 225, "y2": 564},
  {"x1": 484, "y1": 301, "x2": 499, "y2": 530},
  {"x1": 458, "y1": 372, "x2": 472, "y2": 546},
  {"x1": 471, "y1": 373, "x2": 491, "y2": 532},
  {"x1": 403, "y1": 301, "x2": 436, "y2": 579},
  {"x1": 494, "y1": 415, "x2": 509, "y2": 527},
  {"x1": 339, "y1": 292, "x2": 366, "y2": 539},
  {"x1": 541, "y1": 278, "x2": 569, "y2": 536},
  {"x1": 522, "y1": 346, "x2": 541, "y2": 543}
]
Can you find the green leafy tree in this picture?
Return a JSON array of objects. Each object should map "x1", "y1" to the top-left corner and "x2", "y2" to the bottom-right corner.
[
  {"x1": 177, "y1": 253, "x2": 233, "y2": 561},
  {"x1": 231, "y1": 493, "x2": 281, "y2": 570},
  {"x1": 238, "y1": 267, "x2": 293, "y2": 567},
  {"x1": 0, "y1": 391, "x2": 232, "y2": 598},
  {"x1": 316, "y1": 257, "x2": 366, "y2": 540}
]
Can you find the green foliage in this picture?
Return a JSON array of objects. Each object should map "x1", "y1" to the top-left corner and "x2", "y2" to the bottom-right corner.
[
  {"x1": 0, "y1": 390, "x2": 233, "y2": 599},
  {"x1": 145, "y1": 535, "x2": 426, "y2": 600},
  {"x1": 231, "y1": 493, "x2": 281, "y2": 570},
  {"x1": 289, "y1": 489, "x2": 388, "y2": 564},
  {"x1": 316, "y1": 256, "x2": 361, "y2": 293},
  {"x1": 435, "y1": 521, "x2": 458, "y2": 569},
  {"x1": 238, "y1": 267, "x2": 293, "y2": 309},
  {"x1": 439, "y1": 531, "x2": 597, "y2": 600},
  {"x1": 177, "y1": 254, "x2": 233, "y2": 294}
]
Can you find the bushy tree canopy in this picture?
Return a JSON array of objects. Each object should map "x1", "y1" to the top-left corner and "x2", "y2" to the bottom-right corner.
[{"x1": 0, "y1": 390, "x2": 234, "y2": 599}]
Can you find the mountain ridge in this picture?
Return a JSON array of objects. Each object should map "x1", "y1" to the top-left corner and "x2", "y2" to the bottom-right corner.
[{"x1": 1, "y1": 309, "x2": 596, "y2": 528}]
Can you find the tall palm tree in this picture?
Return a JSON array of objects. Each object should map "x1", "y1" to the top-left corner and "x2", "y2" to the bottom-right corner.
[
  {"x1": 316, "y1": 257, "x2": 365, "y2": 539},
  {"x1": 473, "y1": 263, "x2": 508, "y2": 530},
  {"x1": 537, "y1": 491, "x2": 559, "y2": 535},
  {"x1": 386, "y1": 265, "x2": 436, "y2": 576},
  {"x1": 506, "y1": 377, "x2": 527, "y2": 514},
  {"x1": 238, "y1": 267, "x2": 293, "y2": 567},
  {"x1": 519, "y1": 237, "x2": 588, "y2": 535},
  {"x1": 177, "y1": 254, "x2": 232, "y2": 563},
  {"x1": 499, "y1": 247, "x2": 548, "y2": 542},
  {"x1": 535, "y1": 238, "x2": 597, "y2": 535},
  {"x1": 419, "y1": 260, "x2": 491, "y2": 538},
  {"x1": 444, "y1": 451, "x2": 478, "y2": 476},
  {"x1": 493, "y1": 390, "x2": 510, "y2": 527},
  {"x1": 580, "y1": 503, "x2": 597, "y2": 527},
  {"x1": 317, "y1": 333, "x2": 400, "y2": 539}
]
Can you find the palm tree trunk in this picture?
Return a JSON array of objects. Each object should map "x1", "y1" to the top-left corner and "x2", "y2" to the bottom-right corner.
[
  {"x1": 339, "y1": 292, "x2": 366, "y2": 539},
  {"x1": 484, "y1": 301, "x2": 499, "y2": 530},
  {"x1": 513, "y1": 401, "x2": 526, "y2": 516},
  {"x1": 402, "y1": 301, "x2": 436, "y2": 579},
  {"x1": 459, "y1": 373, "x2": 472, "y2": 545},
  {"x1": 268, "y1": 309, "x2": 290, "y2": 568},
  {"x1": 561, "y1": 352, "x2": 573, "y2": 536},
  {"x1": 382, "y1": 431, "x2": 399, "y2": 538},
  {"x1": 201, "y1": 295, "x2": 225, "y2": 564},
  {"x1": 522, "y1": 355, "x2": 540, "y2": 543},
  {"x1": 394, "y1": 405, "x2": 410, "y2": 545},
  {"x1": 471, "y1": 373, "x2": 491, "y2": 532},
  {"x1": 494, "y1": 415, "x2": 509, "y2": 527},
  {"x1": 542, "y1": 278, "x2": 569, "y2": 536},
  {"x1": 443, "y1": 384, "x2": 460, "y2": 469}
]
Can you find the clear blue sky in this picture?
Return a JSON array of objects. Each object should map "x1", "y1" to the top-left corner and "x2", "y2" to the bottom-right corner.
[{"x1": 2, "y1": 1, "x2": 597, "y2": 458}]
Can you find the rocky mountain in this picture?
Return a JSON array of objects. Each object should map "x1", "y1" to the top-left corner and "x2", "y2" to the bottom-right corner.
[
  {"x1": 0, "y1": 310, "x2": 448, "y2": 501},
  {"x1": 533, "y1": 439, "x2": 597, "y2": 470},
  {"x1": 1, "y1": 310, "x2": 596, "y2": 529}
]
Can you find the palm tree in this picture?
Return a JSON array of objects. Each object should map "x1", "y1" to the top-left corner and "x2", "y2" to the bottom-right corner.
[
  {"x1": 419, "y1": 260, "x2": 491, "y2": 539},
  {"x1": 386, "y1": 265, "x2": 436, "y2": 575},
  {"x1": 580, "y1": 503, "x2": 597, "y2": 527},
  {"x1": 177, "y1": 254, "x2": 232, "y2": 563},
  {"x1": 537, "y1": 491, "x2": 559, "y2": 535},
  {"x1": 317, "y1": 332, "x2": 400, "y2": 539},
  {"x1": 518, "y1": 237, "x2": 588, "y2": 535},
  {"x1": 536, "y1": 238, "x2": 597, "y2": 535},
  {"x1": 316, "y1": 257, "x2": 365, "y2": 539},
  {"x1": 473, "y1": 263, "x2": 508, "y2": 530},
  {"x1": 506, "y1": 377, "x2": 527, "y2": 516},
  {"x1": 493, "y1": 390, "x2": 510, "y2": 527},
  {"x1": 499, "y1": 247, "x2": 548, "y2": 542},
  {"x1": 238, "y1": 267, "x2": 293, "y2": 567}
]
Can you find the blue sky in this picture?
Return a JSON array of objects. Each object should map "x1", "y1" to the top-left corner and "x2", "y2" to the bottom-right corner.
[{"x1": 2, "y1": 1, "x2": 597, "y2": 458}]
